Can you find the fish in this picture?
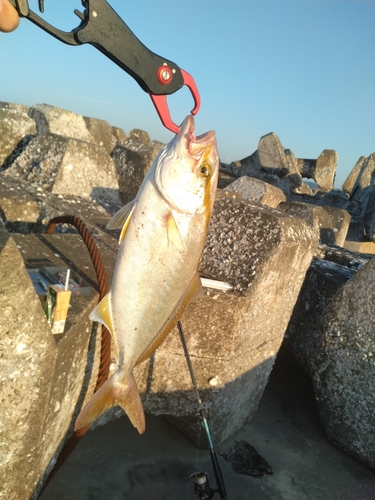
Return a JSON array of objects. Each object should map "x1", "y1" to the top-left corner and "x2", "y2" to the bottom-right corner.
[{"x1": 75, "y1": 115, "x2": 219, "y2": 434}]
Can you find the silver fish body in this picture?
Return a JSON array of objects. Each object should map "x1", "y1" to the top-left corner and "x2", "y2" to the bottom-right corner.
[{"x1": 75, "y1": 115, "x2": 219, "y2": 433}]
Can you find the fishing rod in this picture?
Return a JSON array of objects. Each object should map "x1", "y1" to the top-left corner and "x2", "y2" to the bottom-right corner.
[{"x1": 177, "y1": 321, "x2": 229, "y2": 500}]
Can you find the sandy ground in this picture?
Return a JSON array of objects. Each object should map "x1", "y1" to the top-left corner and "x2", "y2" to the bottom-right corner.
[{"x1": 39, "y1": 347, "x2": 375, "y2": 500}]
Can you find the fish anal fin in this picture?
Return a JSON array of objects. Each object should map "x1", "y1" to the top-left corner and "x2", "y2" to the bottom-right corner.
[
  {"x1": 166, "y1": 211, "x2": 183, "y2": 248},
  {"x1": 136, "y1": 272, "x2": 203, "y2": 365},
  {"x1": 89, "y1": 293, "x2": 119, "y2": 359},
  {"x1": 75, "y1": 371, "x2": 145, "y2": 434},
  {"x1": 106, "y1": 200, "x2": 136, "y2": 242}
]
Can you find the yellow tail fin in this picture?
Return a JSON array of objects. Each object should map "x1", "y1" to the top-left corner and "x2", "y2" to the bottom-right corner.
[{"x1": 75, "y1": 371, "x2": 145, "y2": 434}]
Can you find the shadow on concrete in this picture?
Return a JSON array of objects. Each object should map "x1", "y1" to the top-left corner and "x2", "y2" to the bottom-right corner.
[{"x1": 37, "y1": 346, "x2": 375, "y2": 499}]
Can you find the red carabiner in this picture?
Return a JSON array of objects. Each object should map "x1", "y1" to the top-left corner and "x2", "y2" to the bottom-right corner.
[{"x1": 150, "y1": 69, "x2": 201, "y2": 134}]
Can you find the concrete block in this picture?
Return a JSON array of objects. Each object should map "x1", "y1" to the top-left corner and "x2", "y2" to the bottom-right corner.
[
  {"x1": 344, "y1": 241, "x2": 375, "y2": 254},
  {"x1": 111, "y1": 126, "x2": 127, "y2": 145},
  {"x1": 219, "y1": 153, "x2": 260, "y2": 178},
  {"x1": 278, "y1": 201, "x2": 336, "y2": 247},
  {"x1": 220, "y1": 153, "x2": 293, "y2": 196},
  {"x1": 0, "y1": 108, "x2": 36, "y2": 167},
  {"x1": 132, "y1": 196, "x2": 317, "y2": 446},
  {"x1": 4, "y1": 133, "x2": 119, "y2": 203},
  {"x1": 316, "y1": 189, "x2": 349, "y2": 209},
  {"x1": 225, "y1": 175, "x2": 286, "y2": 208},
  {"x1": 29, "y1": 103, "x2": 93, "y2": 143},
  {"x1": 83, "y1": 116, "x2": 116, "y2": 154},
  {"x1": 315, "y1": 150, "x2": 338, "y2": 191},
  {"x1": 0, "y1": 101, "x2": 29, "y2": 114},
  {"x1": 351, "y1": 153, "x2": 375, "y2": 193},
  {"x1": 286, "y1": 258, "x2": 375, "y2": 470},
  {"x1": 0, "y1": 230, "x2": 101, "y2": 500},
  {"x1": 258, "y1": 132, "x2": 289, "y2": 174},
  {"x1": 321, "y1": 206, "x2": 351, "y2": 247},
  {"x1": 297, "y1": 150, "x2": 337, "y2": 192},
  {"x1": 341, "y1": 154, "x2": 375, "y2": 243},
  {"x1": 51, "y1": 139, "x2": 118, "y2": 204},
  {"x1": 342, "y1": 156, "x2": 368, "y2": 195},
  {"x1": 128, "y1": 128, "x2": 150, "y2": 143},
  {"x1": 0, "y1": 181, "x2": 41, "y2": 223},
  {"x1": 0, "y1": 224, "x2": 58, "y2": 499},
  {"x1": 298, "y1": 150, "x2": 337, "y2": 192},
  {"x1": 111, "y1": 138, "x2": 165, "y2": 204}
]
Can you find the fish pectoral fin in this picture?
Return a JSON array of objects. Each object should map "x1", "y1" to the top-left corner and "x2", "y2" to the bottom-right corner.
[
  {"x1": 75, "y1": 371, "x2": 145, "y2": 434},
  {"x1": 89, "y1": 293, "x2": 119, "y2": 359},
  {"x1": 106, "y1": 200, "x2": 137, "y2": 242},
  {"x1": 166, "y1": 211, "x2": 183, "y2": 248},
  {"x1": 136, "y1": 272, "x2": 203, "y2": 365}
]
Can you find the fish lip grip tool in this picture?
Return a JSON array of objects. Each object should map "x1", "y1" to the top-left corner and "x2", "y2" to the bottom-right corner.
[{"x1": 9, "y1": 0, "x2": 200, "y2": 133}]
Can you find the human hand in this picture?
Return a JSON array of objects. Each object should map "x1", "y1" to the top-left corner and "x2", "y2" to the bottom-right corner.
[{"x1": 0, "y1": 0, "x2": 20, "y2": 32}]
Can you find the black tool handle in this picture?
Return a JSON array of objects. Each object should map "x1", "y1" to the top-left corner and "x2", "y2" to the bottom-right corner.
[{"x1": 75, "y1": 0, "x2": 184, "y2": 95}]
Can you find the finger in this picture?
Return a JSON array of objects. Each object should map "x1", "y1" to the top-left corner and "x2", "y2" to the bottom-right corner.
[{"x1": 0, "y1": 0, "x2": 20, "y2": 33}]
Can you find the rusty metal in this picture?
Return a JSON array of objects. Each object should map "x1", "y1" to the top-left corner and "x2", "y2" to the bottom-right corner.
[{"x1": 41, "y1": 215, "x2": 111, "y2": 491}]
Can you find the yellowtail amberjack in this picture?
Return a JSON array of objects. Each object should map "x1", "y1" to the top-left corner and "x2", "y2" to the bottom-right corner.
[{"x1": 75, "y1": 115, "x2": 219, "y2": 433}]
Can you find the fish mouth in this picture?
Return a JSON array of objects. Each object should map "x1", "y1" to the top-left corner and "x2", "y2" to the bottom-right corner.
[{"x1": 179, "y1": 115, "x2": 216, "y2": 160}]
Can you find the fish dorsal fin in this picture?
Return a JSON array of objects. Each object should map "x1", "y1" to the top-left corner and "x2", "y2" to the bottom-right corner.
[
  {"x1": 106, "y1": 200, "x2": 136, "y2": 241},
  {"x1": 166, "y1": 211, "x2": 183, "y2": 248},
  {"x1": 89, "y1": 293, "x2": 119, "y2": 359},
  {"x1": 135, "y1": 272, "x2": 203, "y2": 365}
]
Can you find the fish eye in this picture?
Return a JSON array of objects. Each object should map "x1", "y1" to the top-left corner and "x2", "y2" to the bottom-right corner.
[{"x1": 199, "y1": 163, "x2": 211, "y2": 178}]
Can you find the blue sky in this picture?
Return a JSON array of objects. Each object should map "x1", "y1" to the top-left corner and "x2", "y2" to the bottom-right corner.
[{"x1": 1, "y1": 0, "x2": 374, "y2": 188}]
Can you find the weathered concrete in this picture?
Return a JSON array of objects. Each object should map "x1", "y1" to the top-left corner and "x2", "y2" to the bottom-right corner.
[
  {"x1": 0, "y1": 229, "x2": 101, "y2": 500},
  {"x1": 346, "y1": 153, "x2": 375, "y2": 195},
  {"x1": 340, "y1": 154, "x2": 375, "y2": 242},
  {"x1": 217, "y1": 169, "x2": 237, "y2": 189},
  {"x1": 315, "y1": 150, "x2": 338, "y2": 191},
  {"x1": 0, "y1": 223, "x2": 58, "y2": 500},
  {"x1": 29, "y1": 103, "x2": 94, "y2": 143},
  {"x1": 225, "y1": 175, "x2": 286, "y2": 208},
  {"x1": 257, "y1": 134, "x2": 314, "y2": 195},
  {"x1": 219, "y1": 132, "x2": 338, "y2": 197},
  {"x1": 278, "y1": 201, "x2": 336, "y2": 247},
  {"x1": 0, "y1": 175, "x2": 121, "y2": 265},
  {"x1": 0, "y1": 101, "x2": 29, "y2": 113},
  {"x1": 220, "y1": 153, "x2": 293, "y2": 196},
  {"x1": 285, "y1": 257, "x2": 375, "y2": 470},
  {"x1": 127, "y1": 196, "x2": 318, "y2": 447},
  {"x1": 344, "y1": 241, "x2": 375, "y2": 254},
  {"x1": 128, "y1": 128, "x2": 150, "y2": 143},
  {"x1": 258, "y1": 132, "x2": 291, "y2": 175},
  {"x1": 342, "y1": 155, "x2": 368, "y2": 194},
  {"x1": 0, "y1": 180, "x2": 41, "y2": 223},
  {"x1": 83, "y1": 116, "x2": 116, "y2": 154},
  {"x1": 322, "y1": 205, "x2": 351, "y2": 247},
  {"x1": 316, "y1": 188, "x2": 349, "y2": 209},
  {"x1": 111, "y1": 138, "x2": 164, "y2": 204},
  {"x1": 110, "y1": 126, "x2": 126, "y2": 145},
  {"x1": 4, "y1": 133, "x2": 119, "y2": 204},
  {"x1": 280, "y1": 201, "x2": 350, "y2": 248},
  {"x1": 298, "y1": 150, "x2": 337, "y2": 192},
  {"x1": 0, "y1": 107, "x2": 36, "y2": 168}
]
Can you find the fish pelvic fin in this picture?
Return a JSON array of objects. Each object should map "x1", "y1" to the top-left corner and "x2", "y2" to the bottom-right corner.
[
  {"x1": 136, "y1": 272, "x2": 203, "y2": 365},
  {"x1": 166, "y1": 211, "x2": 183, "y2": 248},
  {"x1": 75, "y1": 371, "x2": 145, "y2": 434},
  {"x1": 106, "y1": 200, "x2": 136, "y2": 242},
  {"x1": 89, "y1": 293, "x2": 119, "y2": 359}
]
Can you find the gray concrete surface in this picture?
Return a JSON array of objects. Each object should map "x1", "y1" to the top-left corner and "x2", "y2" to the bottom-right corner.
[{"x1": 38, "y1": 347, "x2": 375, "y2": 500}]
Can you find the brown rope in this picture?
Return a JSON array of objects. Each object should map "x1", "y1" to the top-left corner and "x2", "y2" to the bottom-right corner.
[{"x1": 40, "y1": 215, "x2": 112, "y2": 492}]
